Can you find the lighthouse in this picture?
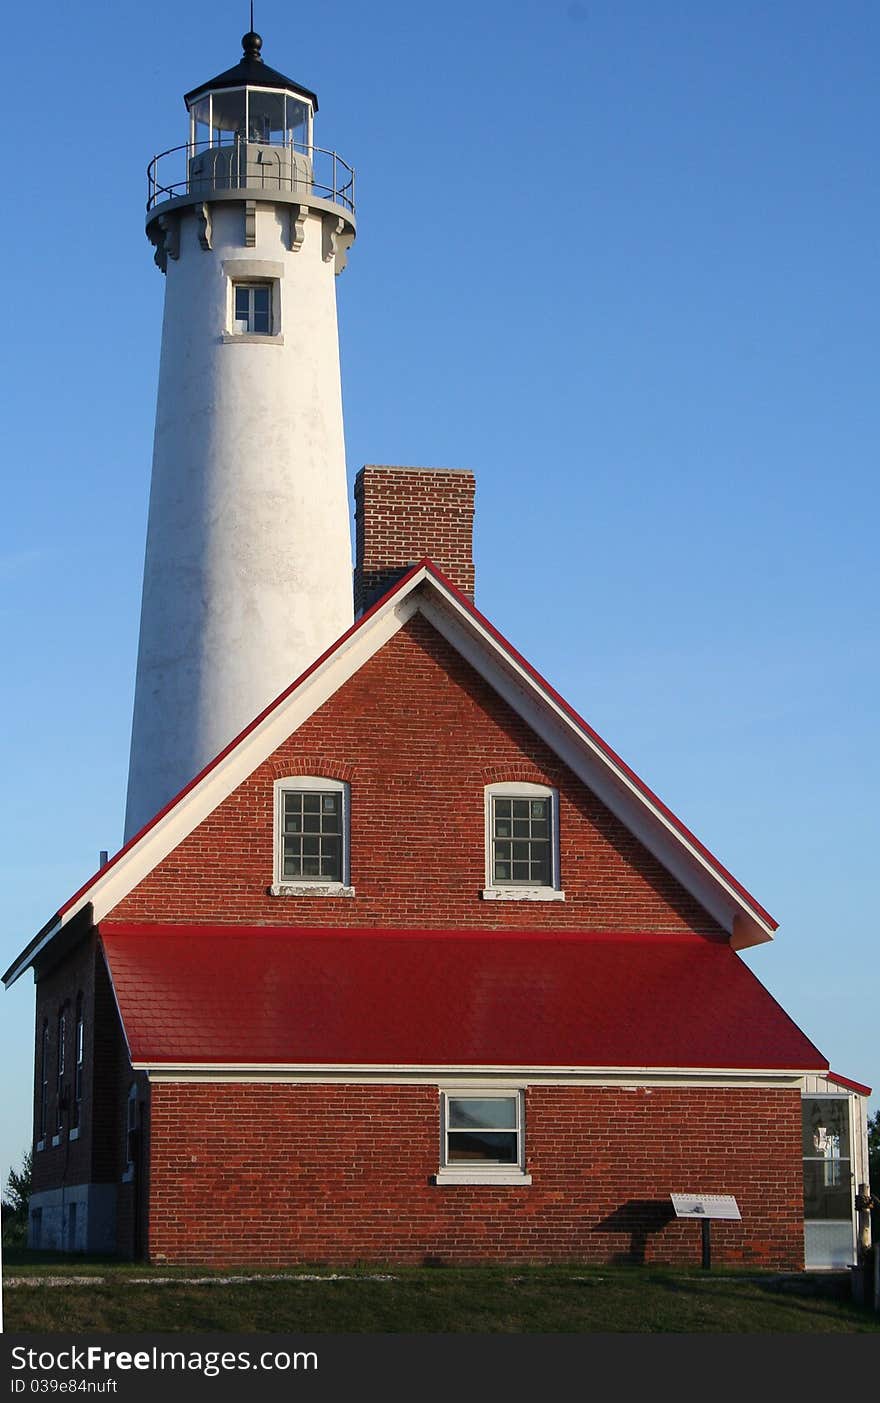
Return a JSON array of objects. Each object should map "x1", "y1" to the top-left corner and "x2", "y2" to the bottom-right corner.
[{"x1": 124, "y1": 29, "x2": 356, "y2": 840}]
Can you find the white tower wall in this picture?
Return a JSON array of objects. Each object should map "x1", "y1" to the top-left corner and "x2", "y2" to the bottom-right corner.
[{"x1": 125, "y1": 198, "x2": 354, "y2": 839}]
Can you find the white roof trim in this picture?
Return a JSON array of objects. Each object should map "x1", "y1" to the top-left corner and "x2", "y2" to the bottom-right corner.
[
  {"x1": 141, "y1": 1062, "x2": 809, "y2": 1085},
  {"x1": 3, "y1": 917, "x2": 62, "y2": 989},
  {"x1": 6, "y1": 563, "x2": 774, "y2": 985}
]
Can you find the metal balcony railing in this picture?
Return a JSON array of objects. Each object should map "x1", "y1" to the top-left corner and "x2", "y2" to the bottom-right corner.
[{"x1": 147, "y1": 138, "x2": 355, "y2": 214}]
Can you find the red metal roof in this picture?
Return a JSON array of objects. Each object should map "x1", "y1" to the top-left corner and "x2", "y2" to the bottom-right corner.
[
  {"x1": 100, "y1": 923, "x2": 826, "y2": 1071},
  {"x1": 825, "y1": 1071, "x2": 873, "y2": 1097}
]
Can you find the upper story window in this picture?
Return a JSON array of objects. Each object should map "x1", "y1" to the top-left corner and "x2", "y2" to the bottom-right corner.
[
  {"x1": 270, "y1": 777, "x2": 354, "y2": 897},
  {"x1": 435, "y1": 1090, "x2": 531, "y2": 1186},
  {"x1": 55, "y1": 1009, "x2": 67, "y2": 1133},
  {"x1": 482, "y1": 782, "x2": 564, "y2": 902},
  {"x1": 72, "y1": 995, "x2": 84, "y2": 1131},
  {"x1": 234, "y1": 283, "x2": 271, "y2": 335},
  {"x1": 38, "y1": 1020, "x2": 49, "y2": 1147},
  {"x1": 123, "y1": 1083, "x2": 140, "y2": 1183}
]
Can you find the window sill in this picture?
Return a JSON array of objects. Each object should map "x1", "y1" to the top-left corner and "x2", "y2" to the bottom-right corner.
[
  {"x1": 433, "y1": 1168, "x2": 532, "y2": 1187},
  {"x1": 269, "y1": 883, "x2": 355, "y2": 898},
  {"x1": 69, "y1": 1127, "x2": 80, "y2": 1141},
  {"x1": 481, "y1": 887, "x2": 565, "y2": 902},
  {"x1": 221, "y1": 332, "x2": 284, "y2": 346}
]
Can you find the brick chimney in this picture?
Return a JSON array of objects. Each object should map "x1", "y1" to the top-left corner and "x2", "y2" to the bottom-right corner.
[{"x1": 353, "y1": 466, "x2": 476, "y2": 614}]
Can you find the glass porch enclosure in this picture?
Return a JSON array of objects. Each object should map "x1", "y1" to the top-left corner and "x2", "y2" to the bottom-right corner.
[
  {"x1": 802, "y1": 1095, "x2": 857, "y2": 1268},
  {"x1": 189, "y1": 88, "x2": 313, "y2": 152}
]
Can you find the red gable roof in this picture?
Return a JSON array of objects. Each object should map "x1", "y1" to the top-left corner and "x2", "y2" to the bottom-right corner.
[{"x1": 100, "y1": 923, "x2": 826, "y2": 1072}]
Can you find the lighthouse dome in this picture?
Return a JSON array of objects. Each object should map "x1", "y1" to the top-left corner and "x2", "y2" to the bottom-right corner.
[{"x1": 183, "y1": 31, "x2": 319, "y2": 111}]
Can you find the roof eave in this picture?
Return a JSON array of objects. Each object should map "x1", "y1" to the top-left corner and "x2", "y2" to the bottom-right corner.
[{"x1": 183, "y1": 63, "x2": 318, "y2": 111}]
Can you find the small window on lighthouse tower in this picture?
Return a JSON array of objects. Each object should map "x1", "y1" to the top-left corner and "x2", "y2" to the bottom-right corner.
[{"x1": 234, "y1": 283, "x2": 272, "y2": 334}]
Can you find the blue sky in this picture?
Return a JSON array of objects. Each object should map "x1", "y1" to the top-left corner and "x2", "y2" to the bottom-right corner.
[{"x1": 1, "y1": 0, "x2": 877, "y2": 1183}]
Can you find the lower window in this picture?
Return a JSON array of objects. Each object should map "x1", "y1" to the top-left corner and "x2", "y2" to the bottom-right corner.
[{"x1": 435, "y1": 1090, "x2": 531, "y2": 1185}]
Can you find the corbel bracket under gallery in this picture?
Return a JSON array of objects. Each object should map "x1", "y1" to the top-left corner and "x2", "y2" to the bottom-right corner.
[
  {"x1": 289, "y1": 203, "x2": 309, "y2": 253},
  {"x1": 322, "y1": 212, "x2": 355, "y2": 275},
  {"x1": 148, "y1": 212, "x2": 180, "y2": 273}
]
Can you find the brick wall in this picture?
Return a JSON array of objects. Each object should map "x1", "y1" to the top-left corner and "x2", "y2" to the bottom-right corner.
[
  {"x1": 112, "y1": 615, "x2": 722, "y2": 935},
  {"x1": 31, "y1": 934, "x2": 145, "y2": 1257},
  {"x1": 354, "y1": 466, "x2": 476, "y2": 613},
  {"x1": 147, "y1": 1083, "x2": 804, "y2": 1268}
]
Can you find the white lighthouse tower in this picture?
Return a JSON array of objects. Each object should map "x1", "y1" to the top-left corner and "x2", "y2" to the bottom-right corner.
[{"x1": 124, "y1": 29, "x2": 356, "y2": 840}]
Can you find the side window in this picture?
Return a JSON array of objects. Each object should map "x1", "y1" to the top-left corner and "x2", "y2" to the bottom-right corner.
[
  {"x1": 71, "y1": 994, "x2": 84, "y2": 1134},
  {"x1": 38, "y1": 1020, "x2": 49, "y2": 1148},
  {"x1": 55, "y1": 1009, "x2": 67, "y2": 1137},
  {"x1": 123, "y1": 1083, "x2": 140, "y2": 1182},
  {"x1": 271, "y1": 777, "x2": 353, "y2": 896},
  {"x1": 435, "y1": 1090, "x2": 531, "y2": 1185},
  {"x1": 482, "y1": 782, "x2": 563, "y2": 901}
]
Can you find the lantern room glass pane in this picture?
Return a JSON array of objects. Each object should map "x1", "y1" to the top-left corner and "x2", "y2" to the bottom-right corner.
[
  {"x1": 286, "y1": 97, "x2": 311, "y2": 148},
  {"x1": 191, "y1": 96, "x2": 210, "y2": 149},
  {"x1": 248, "y1": 89, "x2": 286, "y2": 144},
  {"x1": 212, "y1": 89, "x2": 246, "y2": 144}
]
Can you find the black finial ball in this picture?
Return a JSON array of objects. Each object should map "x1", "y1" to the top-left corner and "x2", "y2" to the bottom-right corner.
[{"x1": 242, "y1": 31, "x2": 263, "y2": 59}]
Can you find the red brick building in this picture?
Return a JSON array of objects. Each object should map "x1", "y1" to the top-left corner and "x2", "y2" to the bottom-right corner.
[{"x1": 4, "y1": 468, "x2": 871, "y2": 1269}]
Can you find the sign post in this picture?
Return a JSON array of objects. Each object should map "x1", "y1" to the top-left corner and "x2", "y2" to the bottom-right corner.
[{"x1": 670, "y1": 1193, "x2": 741, "y2": 1270}]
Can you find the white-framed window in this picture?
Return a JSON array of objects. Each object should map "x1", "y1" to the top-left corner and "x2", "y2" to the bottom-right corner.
[
  {"x1": 482, "y1": 782, "x2": 564, "y2": 902},
  {"x1": 270, "y1": 777, "x2": 354, "y2": 897},
  {"x1": 233, "y1": 282, "x2": 272, "y2": 334},
  {"x1": 71, "y1": 994, "x2": 84, "y2": 1134},
  {"x1": 435, "y1": 1089, "x2": 531, "y2": 1186},
  {"x1": 55, "y1": 1008, "x2": 67, "y2": 1135},
  {"x1": 222, "y1": 260, "x2": 283, "y2": 344},
  {"x1": 37, "y1": 1019, "x2": 49, "y2": 1149},
  {"x1": 122, "y1": 1083, "x2": 139, "y2": 1183}
]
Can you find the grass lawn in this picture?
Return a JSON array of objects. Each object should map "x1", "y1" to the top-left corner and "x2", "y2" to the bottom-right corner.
[{"x1": 3, "y1": 1253, "x2": 878, "y2": 1333}]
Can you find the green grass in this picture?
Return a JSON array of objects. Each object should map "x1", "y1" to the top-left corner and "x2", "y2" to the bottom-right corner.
[{"x1": 3, "y1": 1255, "x2": 878, "y2": 1333}]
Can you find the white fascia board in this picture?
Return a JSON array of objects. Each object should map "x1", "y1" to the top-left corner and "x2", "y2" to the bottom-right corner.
[
  {"x1": 3, "y1": 918, "x2": 62, "y2": 988},
  {"x1": 58, "y1": 589, "x2": 422, "y2": 931},
  {"x1": 141, "y1": 1062, "x2": 807, "y2": 1087},
  {"x1": 417, "y1": 590, "x2": 774, "y2": 945}
]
